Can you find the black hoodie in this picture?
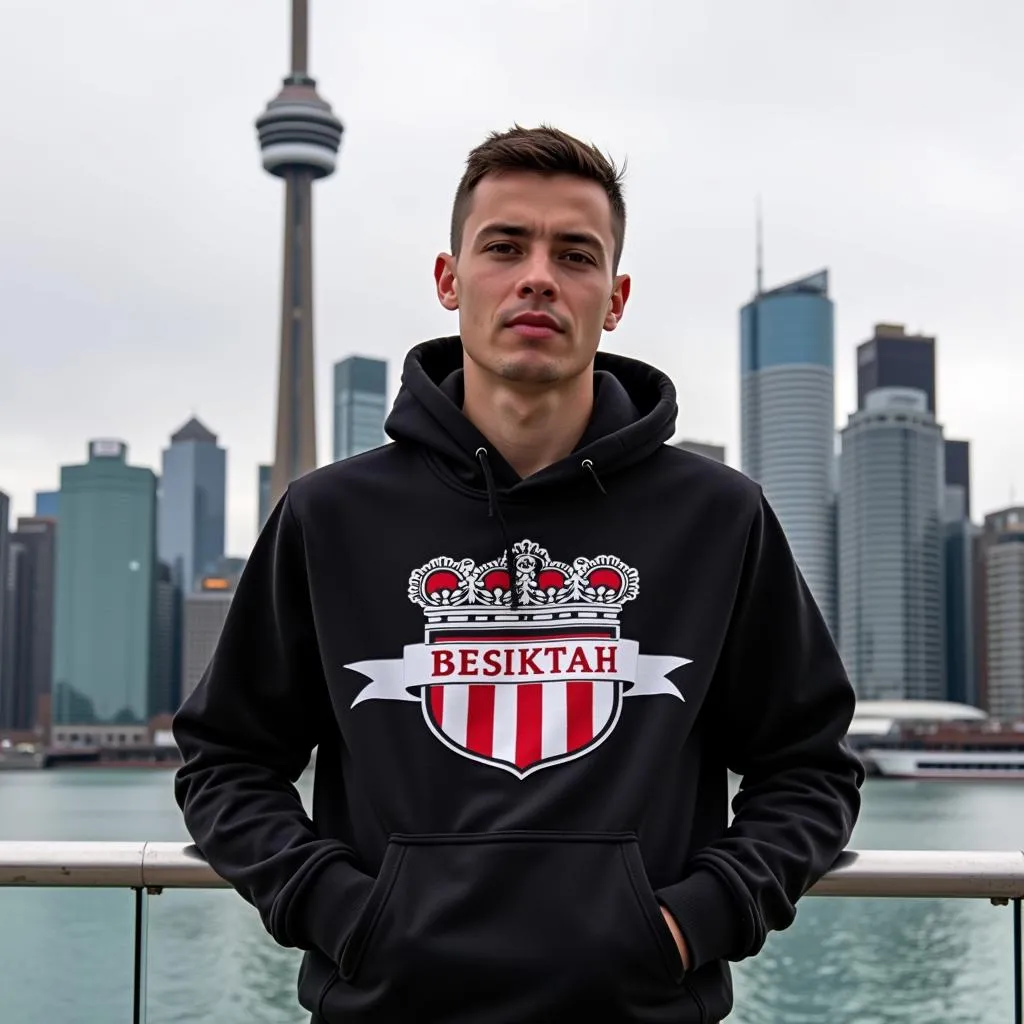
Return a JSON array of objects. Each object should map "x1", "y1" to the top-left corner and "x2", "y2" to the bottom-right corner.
[{"x1": 173, "y1": 336, "x2": 862, "y2": 1024}]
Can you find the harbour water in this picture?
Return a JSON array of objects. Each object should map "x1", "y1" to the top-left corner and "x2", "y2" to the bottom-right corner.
[{"x1": 0, "y1": 770, "x2": 1020, "y2": 1023}]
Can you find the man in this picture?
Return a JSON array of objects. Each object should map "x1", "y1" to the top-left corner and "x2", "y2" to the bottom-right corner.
[{"x1": 174, "y1": 125, "x2": 862, "y2": 1023}]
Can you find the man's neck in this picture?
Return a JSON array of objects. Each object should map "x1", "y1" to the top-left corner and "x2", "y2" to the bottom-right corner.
[{"x1": 462, "y1": 362, "x2": 594, "y2": 479}]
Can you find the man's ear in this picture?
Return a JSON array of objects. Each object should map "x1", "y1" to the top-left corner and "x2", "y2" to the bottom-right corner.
[
  {"x1": 604, "y1": 273, "x2": 631, "y2": 331},
  {"x1": 435, "y1": 253, "x2": 459, "y2": 311}
]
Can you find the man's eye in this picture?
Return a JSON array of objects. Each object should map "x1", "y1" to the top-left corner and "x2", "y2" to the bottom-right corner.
[
  {"x1": 486, "y1": 242, "x2": 518, "y2": 255},
  {"x1": 563, "y1": 251, "x2": 594, "y2": 264}
]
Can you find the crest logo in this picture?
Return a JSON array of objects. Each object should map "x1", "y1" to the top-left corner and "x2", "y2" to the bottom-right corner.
[{"x1": 346, "y1": 540, "x2": 691, "y2": 779}]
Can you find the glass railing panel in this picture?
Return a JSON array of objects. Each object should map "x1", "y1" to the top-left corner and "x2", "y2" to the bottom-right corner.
[
  {"x1": 0, "y1": 887, "x2": 137, "y2": 1022},
  {"x1": 733, "y1": 894, "x2": 1013, "y2": 1023},
  {"x1": 145, "y1": 888, "x2": 305, "y2": 1024}
]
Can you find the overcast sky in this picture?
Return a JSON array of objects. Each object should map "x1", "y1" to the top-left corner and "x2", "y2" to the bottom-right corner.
[{"x1": 1, "y1": 0, "x2": 1021, "y2": 554}]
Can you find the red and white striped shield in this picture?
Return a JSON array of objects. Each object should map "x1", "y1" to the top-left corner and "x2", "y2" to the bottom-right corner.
[{"x1": 422, "y1": 678, "x2": 622, "y2": 778}]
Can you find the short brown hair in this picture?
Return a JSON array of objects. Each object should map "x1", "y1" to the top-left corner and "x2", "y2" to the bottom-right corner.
[{"x1": 450, "y1": 124, "x2": 627, "y2": 271}]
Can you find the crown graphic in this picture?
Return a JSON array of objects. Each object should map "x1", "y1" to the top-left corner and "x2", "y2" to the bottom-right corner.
[{"x1": 407, "y1": 540, "x2": 639, "y2": 612}]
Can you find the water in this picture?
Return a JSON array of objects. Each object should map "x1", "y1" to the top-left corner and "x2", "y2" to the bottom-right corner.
[{"x1": 0, "y1": 770, "x2": 1020, "y2": 1023}]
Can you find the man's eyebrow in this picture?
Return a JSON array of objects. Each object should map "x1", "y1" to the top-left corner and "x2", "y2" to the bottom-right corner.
[
  {"x1": 476, "y1": 223, "x2": 531, "y2": 241},
  {"x1": 475, "y1": 223, "x2": 607, "y2": 253}
]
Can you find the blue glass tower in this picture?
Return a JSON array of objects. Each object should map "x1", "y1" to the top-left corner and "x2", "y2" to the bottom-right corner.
[
  {"x1": 158, "y1": 417, "x2": 226, "y2": 593},
  {"x1": 333, "y1": 356, "x2": 388, "y2": 461},
  {"x1": 740, "y1": 271, "x2": 836, "y2": 633}
]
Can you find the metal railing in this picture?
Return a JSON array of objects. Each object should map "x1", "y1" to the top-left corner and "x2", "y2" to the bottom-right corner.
[{"x1": 1, "y1": 843, "x2": 1023, "y2": 1022}]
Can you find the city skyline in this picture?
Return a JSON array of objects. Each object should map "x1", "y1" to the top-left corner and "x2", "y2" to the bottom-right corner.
[{"x1": 1, "y1": 1, "x2": 1021, "y2": 554}]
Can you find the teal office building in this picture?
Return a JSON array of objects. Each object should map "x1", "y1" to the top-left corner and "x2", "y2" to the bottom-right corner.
[{"x1": 52, "y1": 440, "x2": 158, "y2": 746}]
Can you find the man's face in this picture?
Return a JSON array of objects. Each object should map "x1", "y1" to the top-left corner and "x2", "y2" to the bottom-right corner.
[{"x1": 435, "y1": 171, "x2": 630, "y2": 386}]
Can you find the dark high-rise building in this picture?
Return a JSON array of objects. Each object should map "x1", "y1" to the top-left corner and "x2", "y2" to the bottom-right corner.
[
  {"x1": 0, "y1": 517, "x2": 57, "y2": 734},
  {"x1": 944, "y1": 487, "x2": 977, "y2": 707},
  {"x1": 51, "y1": 441, "x2": 157, "y2": 747},
  {"x1": 856, "y1": 323, "x2": 936, "y2": 414},
  {"x1": 333, "y1": 356, "x2": 388, "y2": 461},
  {"x1": 257, "y1": 0, "x2": 343, "y2": 508},
  {"x1": 944, "y1": 439, "x2": 972, "y2": 522},
  {"x1": 258, "y1": 464, "x2": 272, "y2": 533},
  {"x1": 150, "y1": 561, "x2": 180, "y2": 717},
  {"x1": 158, "y1": 417, "x2": 226, "y2": 593}
]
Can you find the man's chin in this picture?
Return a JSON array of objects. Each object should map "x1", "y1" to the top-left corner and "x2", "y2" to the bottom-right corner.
[{"x1": 496, "y1": 359, "x2": 563, "y2": 385}]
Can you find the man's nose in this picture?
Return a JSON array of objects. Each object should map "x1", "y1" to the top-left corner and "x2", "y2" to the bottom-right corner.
[{"x1": 516, "y1": 253, "x2": 558, "y2": 300}]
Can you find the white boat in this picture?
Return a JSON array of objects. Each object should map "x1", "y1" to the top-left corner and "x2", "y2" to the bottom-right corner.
[{"x1": 865, "y1": 746, "x2": 1024, "y2": 780}]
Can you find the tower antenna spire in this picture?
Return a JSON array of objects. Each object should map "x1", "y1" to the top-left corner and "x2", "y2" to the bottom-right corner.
[
  {"x1": 291, "y1": 0, "x2": 308, "y2": 76},
  {"x1": 756, "y1": 195, "x2": 764, "y2": 296}
]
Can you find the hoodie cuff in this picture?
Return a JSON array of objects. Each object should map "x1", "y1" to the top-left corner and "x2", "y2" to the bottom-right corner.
[
  {"x1": 282, "y1": 857, "x2": 376, "y2": 964},
  {"x1": 655, "y1": 868, "x2": 749, "y2": 971}
]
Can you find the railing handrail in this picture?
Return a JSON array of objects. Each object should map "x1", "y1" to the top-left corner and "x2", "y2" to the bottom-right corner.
[{"x1": 0, "y1": 843, "x2": 1023, "y2": 899}]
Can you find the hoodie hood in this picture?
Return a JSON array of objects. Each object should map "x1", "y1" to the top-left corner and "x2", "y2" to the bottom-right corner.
[{"x1": 385, "y1": 336, "x2": 678, "y2": 493}]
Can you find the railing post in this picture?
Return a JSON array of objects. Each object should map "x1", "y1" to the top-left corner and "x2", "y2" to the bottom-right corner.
[
  {"x1": 1014, "y1": 898, "x2": 1021, "y2": 1024},
  {"x1": 132, "y1": 887, "x2": 148, "y2": 1024}
]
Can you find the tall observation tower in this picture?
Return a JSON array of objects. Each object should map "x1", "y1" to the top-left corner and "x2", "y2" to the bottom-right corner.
[{"x1": 256, "y1": 0, "x2": 343, "y2": 507}]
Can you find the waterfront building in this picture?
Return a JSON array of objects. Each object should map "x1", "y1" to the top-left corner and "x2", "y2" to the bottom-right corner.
[
  {"x1": 150, "y1": 561, "x2": 179, "y2": 717},
  {"x1": 980, "y1": 508, "x2": 1024, "y2": 719},
  {"x1": 673, "y1": 440, "x2": 726, "y2": 463},
  {"x1": 34, "y1": 491, "x2": 59, "y2": 519},
  {"x1": 856, "y1": 322, "x2": 971, "y2": 519},
  {"x1": 158, "y1": 417, "x2": 226, "y2": 593},
  {"x1": 258, "y1": 464, "x2": 272, "y2": 532},
  {"x1": 0, "y1": 517, "x2": 56, "y2": 735},
  {"x1": 838, "y1": 388, "x2": 945, "y2": 701},
  {"x1": 333, "y1": 355, "x2": 388, "y2": 461},
  {"x1": 258, "y1": 0, "x2": 343, "y2": 506},
  {"x1": 944, "y1": 439, "x2": 972, "y2": 522},
  {"x1": 944, "y1": 486, "x2": 978, "y2": 707},
  {"x1": 51, "y1": 440, "x2": 157, "y2": 747},
  {"x1": 181, "y1": 569, "x2": 243, "y2": 703},
  {"x1": 740, "y1": 269, "x2": 836, "y2": 633},
  {"x1": 857, "y1": 323, "x2": 936, "y2": 413}
]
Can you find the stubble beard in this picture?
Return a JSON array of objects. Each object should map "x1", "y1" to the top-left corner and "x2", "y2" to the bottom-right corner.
[{"x1": 496, "y1": 358, "x2": 564, "y2": 385}]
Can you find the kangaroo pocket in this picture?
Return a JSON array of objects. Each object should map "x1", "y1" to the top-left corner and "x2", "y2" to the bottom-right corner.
[{"x1": 329, "y1": 831, "x2": 698, "y2": 1023}]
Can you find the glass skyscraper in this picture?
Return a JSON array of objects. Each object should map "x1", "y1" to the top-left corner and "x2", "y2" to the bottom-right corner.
[
  {"x1": 52, "y1": 441, "x2": 158, "y2": 744},
  {"x1": 740, "y1": 270, "x2": 836, "y2": 634},
  {"x1": 0, "y1": 517, "x2": 56, "y2": 734},
  {"x1": 977, "y1": 507, "x2": 1024, "y2": 718},
  {"x1": 158, "y1": 417, "x2": 226, "y2": 593},
  {"x1": 333, "y1": 356, "x2": 388, "y2": 461},
  {"x1": 944, "y1": 488, "x2": 977, "y2": 707},
  {"x1": 856, "y1": 323, "x2": 972, "y2": 520},
  {"x1": 838, "y1": 389, "x2": 946, "y2": 701},
  {"x1": 856, "y1": 323, "x2": 936, "y2": 413}
]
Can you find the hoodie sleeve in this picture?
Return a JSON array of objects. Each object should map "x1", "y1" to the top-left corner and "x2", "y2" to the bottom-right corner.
[
  {"x1": 655, "y1": 490, "x2": 863, "y2": 971},
  {"x1": 172, "y1": 491, "x2": 374, "y2": 964}
]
